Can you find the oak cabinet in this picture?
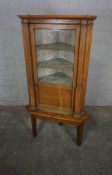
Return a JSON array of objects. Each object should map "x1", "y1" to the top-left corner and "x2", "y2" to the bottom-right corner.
[{"x1": 18, "y1": 15, "x2": 96, "y2": 145}]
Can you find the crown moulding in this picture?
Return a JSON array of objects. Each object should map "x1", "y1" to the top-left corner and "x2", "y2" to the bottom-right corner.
[{"x1": 18, "y1": 15, "x2": 97, "y2": 21}]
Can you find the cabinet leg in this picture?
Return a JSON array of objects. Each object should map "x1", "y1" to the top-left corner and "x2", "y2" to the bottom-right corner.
[
  {"x1": 31, "y1": 115, "x2": 37, "y2": 137},
  {"x1": 77, "y1": 123, "x2": 84, "y2": 146},
  {"x1": 58, "y1": 122, "x2": 63, "y2": 125}
]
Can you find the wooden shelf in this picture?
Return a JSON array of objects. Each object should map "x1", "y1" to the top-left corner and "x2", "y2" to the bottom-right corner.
[
  {"x1": 39, "y1": 72, "x2": 72, "y2": 85},
  {"x1": 38, "y1": 58, "x2": 73, "y2": 71},
  {"x1": 37, "y1": 42, "x2": 74, "y2": 52}
]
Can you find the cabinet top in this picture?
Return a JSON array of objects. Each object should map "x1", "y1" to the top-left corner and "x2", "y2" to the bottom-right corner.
[{"x1": 18, "y1": 15, "x2": 97, "y2": 21}]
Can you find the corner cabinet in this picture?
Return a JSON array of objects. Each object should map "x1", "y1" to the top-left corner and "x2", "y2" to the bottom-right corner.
[{"x1": 18, "y1": 15, "x2": 96, "y2": 145}]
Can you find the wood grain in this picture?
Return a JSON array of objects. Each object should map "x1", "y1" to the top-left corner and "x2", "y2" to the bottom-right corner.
[
  {"x1": 21, "y1": 23, "x2": 36, "y2": 108},
  {"x1": 26, "y1": 105, "x2": 89, "y2": 126},
  {"x1": 38, "y1": 83, "x2": 72, "y2": 110},
  {"x1": 18, "y1": 15, "x2": 97, "y2": 20},
  {"x1": 74, "y1": 24, "x2": 87, "y2": 114},
  {"x1": 81, "y1": 23, "x2": 93, "y2": 111}
]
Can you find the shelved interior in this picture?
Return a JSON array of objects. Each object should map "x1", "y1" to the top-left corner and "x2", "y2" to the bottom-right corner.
[
  {"x1": 38, "y1": 58, "x2": 73, "y2": 71},
  {"x1": 35, "y1": 29, "x2": 75, "y2": 86},
  {"x1": 39, "y1": 72, "x2": 72, "y2": 85},
  {"x1": 37, "y1": 42, "x2": 74, "y2": 52}
]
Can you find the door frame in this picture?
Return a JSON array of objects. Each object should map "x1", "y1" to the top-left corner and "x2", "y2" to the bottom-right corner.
[{"x1": 29, "y1": 23, "x2": 80, "y2": 113}]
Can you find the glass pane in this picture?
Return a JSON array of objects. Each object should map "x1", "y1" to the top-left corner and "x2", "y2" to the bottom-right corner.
[{"x1": 35, "y1": 29, "x2": 75, "y2": 86}]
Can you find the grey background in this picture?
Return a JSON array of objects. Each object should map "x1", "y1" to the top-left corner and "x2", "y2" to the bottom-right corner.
[{"x1": 0, "y1": 0, "x2": 112, "y2": 106}]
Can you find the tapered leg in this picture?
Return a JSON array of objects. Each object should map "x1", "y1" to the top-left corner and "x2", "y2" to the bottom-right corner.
[
  {"x1": 31, "y1": 115, "x2": 37, "y2": 137},
  {"x1": 77, "y1": 123, "x2": 84, "y2": 146}
]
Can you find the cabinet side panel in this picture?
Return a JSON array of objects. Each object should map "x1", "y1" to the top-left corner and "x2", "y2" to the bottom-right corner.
[
  {"x1": 74, "y1": 24, "x2": 87, "y2": 114},
  {"x1": 81, "y1": 24, "x2": 93, "y2": 110},
  {"x1": 21, "y1": 23, "x2": 36, "y2": 107},
  {"x1": 29, "y1": 26, "x2": 40, "y2": 106}
]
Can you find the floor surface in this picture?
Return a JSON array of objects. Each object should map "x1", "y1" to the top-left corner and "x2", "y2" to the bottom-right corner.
[{"x1": 0, "y1": 106, "x2": 112, "y2": 175}]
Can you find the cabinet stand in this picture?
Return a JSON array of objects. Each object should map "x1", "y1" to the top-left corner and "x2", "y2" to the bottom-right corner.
[
  {"x1": 77, "y1": 123, "x2": 84, "y2": 146},
  {"x1": 27, "y1": 105, "x2": 88, "y2": 146}
]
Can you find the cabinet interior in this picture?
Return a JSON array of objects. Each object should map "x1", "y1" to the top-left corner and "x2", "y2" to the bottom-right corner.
[{"x1": 35, "y1": 29, "x2": 75, "y2": 86}]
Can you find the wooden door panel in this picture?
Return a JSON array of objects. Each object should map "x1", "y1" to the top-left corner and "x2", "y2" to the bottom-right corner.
[{"x1": 38, "y1": 84, "x2": 72, "y2": 110}]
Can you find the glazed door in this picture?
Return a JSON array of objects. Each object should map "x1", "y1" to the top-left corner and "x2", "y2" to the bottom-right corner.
[{"x1": 30, "y1": 24, "x2": 80, "y2": 114}]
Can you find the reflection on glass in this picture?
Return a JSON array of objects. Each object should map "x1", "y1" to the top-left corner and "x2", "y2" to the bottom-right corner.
[{"x1": 35, "y1": 29, "x2": 75, "y2": 86}]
